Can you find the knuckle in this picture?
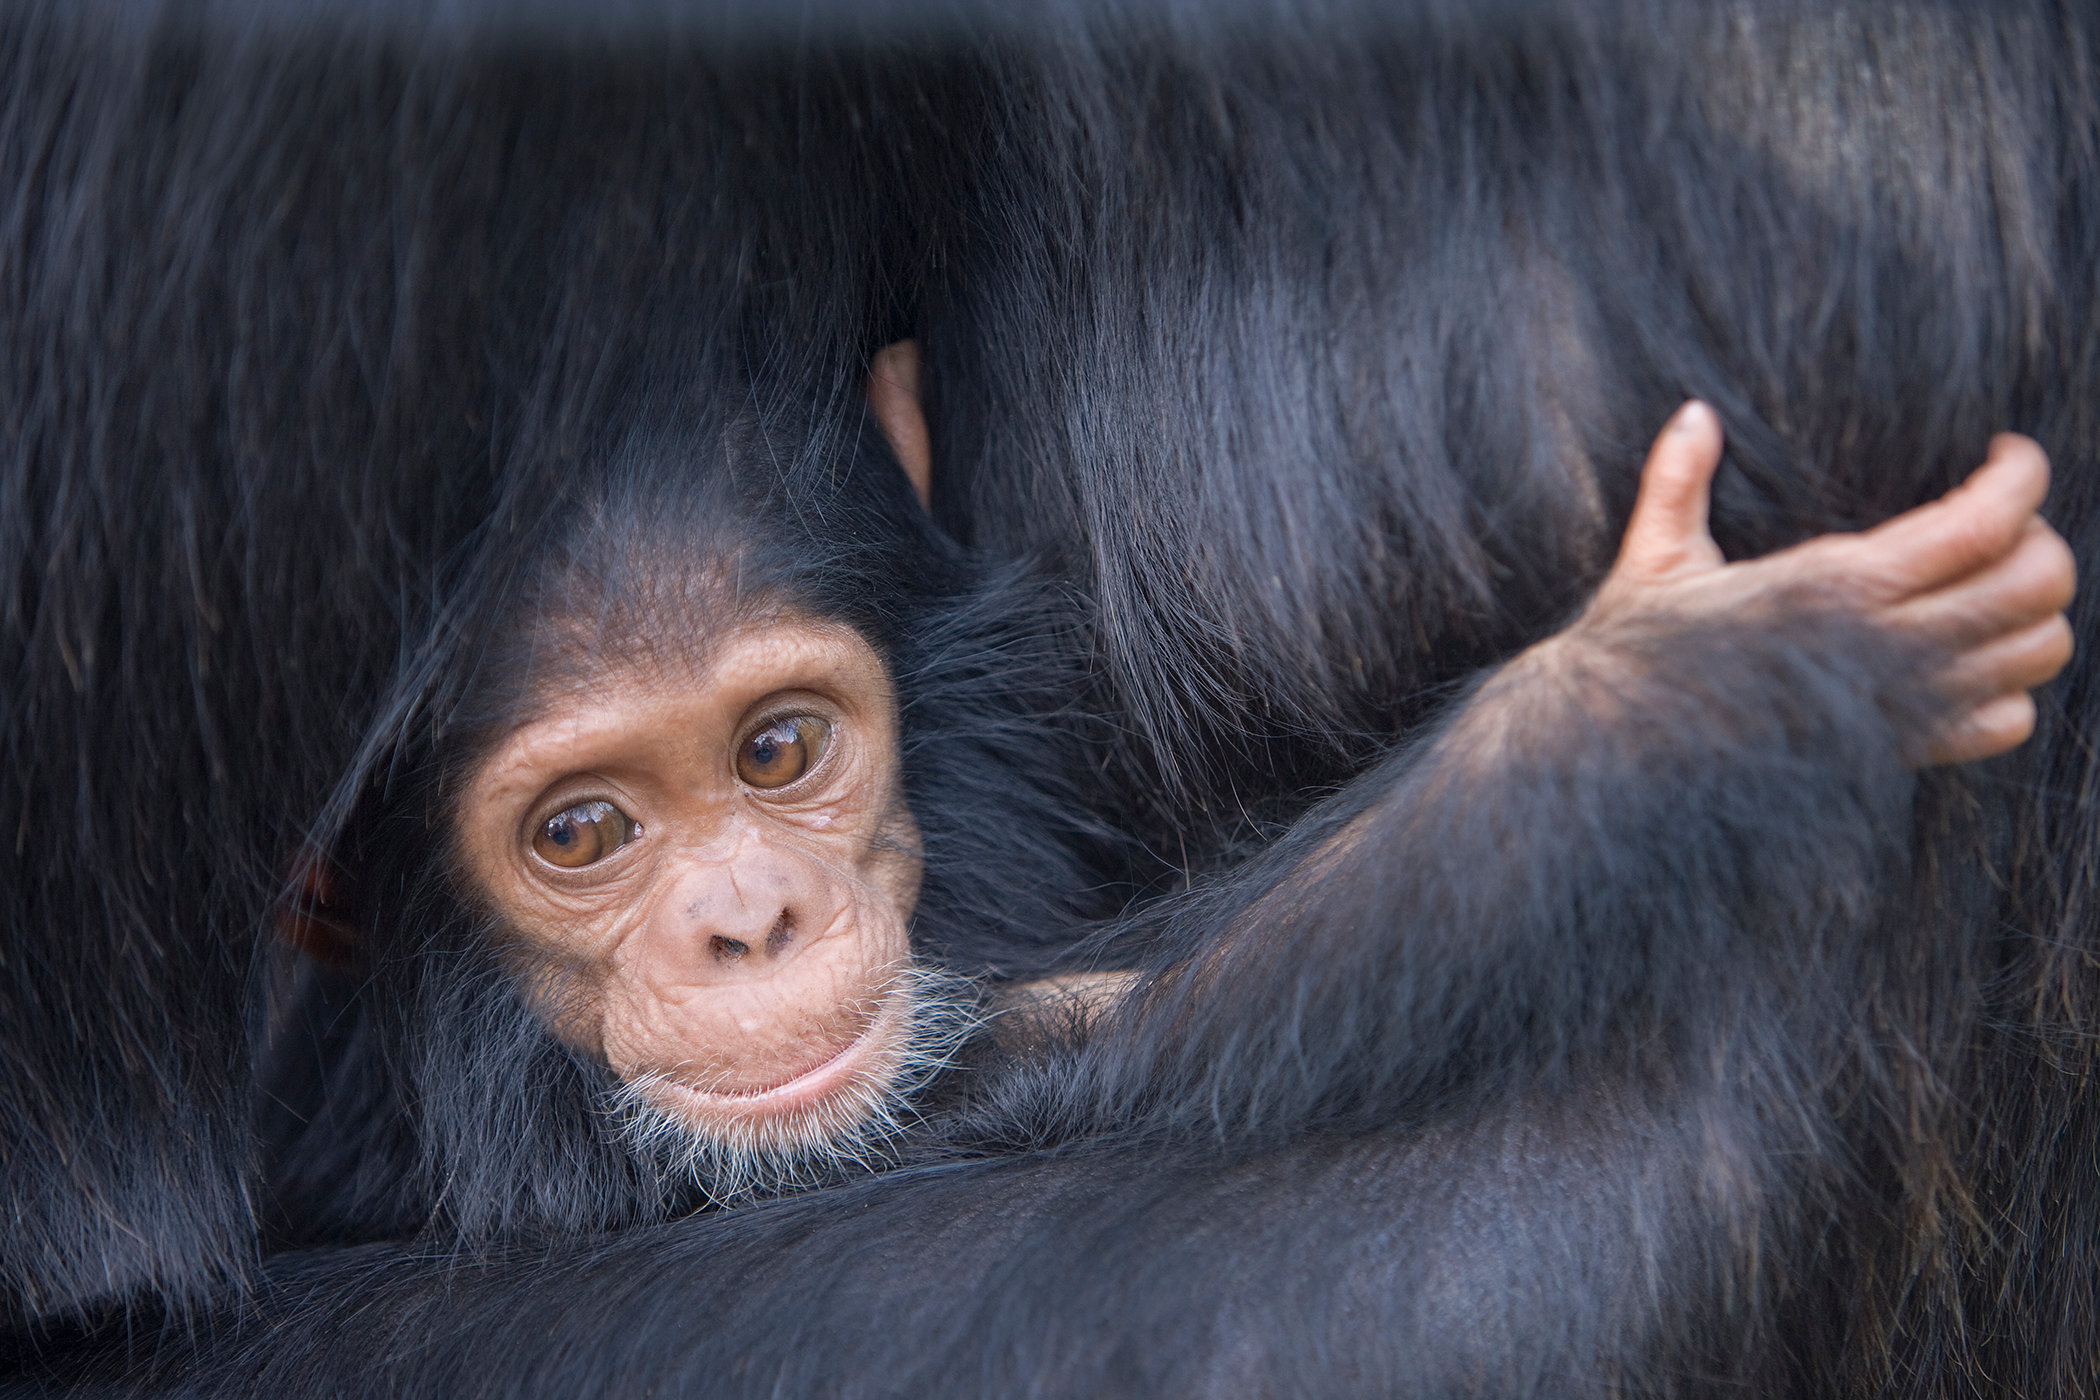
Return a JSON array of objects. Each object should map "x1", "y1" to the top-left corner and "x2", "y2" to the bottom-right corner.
[
  {"x1": 1955, "y1": 693, "x2": 2037, "y2": 764},
  {"x1": 1793, "y1": 537, "x2": 1855, "y2": 586},
  {"x1": 2043, "y1": 535, "x2": 2079, "y2": 605},
  {"x1": 2044, "y1": 613, "x2": 2076, "y2": 653}
]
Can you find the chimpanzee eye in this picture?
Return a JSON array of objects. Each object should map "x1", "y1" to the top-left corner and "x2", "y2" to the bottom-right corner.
[
  {"x1": 531, "y1": 800, "x2": 637, "y2": 869},
  {"x1": 736, "y1": 716, "x2": 830, "y2": 790}
]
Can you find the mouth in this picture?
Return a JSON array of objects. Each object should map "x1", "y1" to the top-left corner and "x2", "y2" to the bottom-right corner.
[{"x1": 643, "y1": 988, "x2": 907, "y2": 1122}]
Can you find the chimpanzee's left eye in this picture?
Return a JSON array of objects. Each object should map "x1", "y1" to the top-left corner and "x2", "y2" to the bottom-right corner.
[
  {"x1": 532, "y1": 800, "x2": 638, "y2": 869},
  {"x1": 736, "y1": 716, "x2": 831, "y2": 790}
]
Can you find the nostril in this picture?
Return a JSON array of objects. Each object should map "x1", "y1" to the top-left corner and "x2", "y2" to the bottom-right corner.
[
  {"x1": 710, "y1": 935, "x2": 748, "y2": 962},
  {"x1": 766, "y1": 910, "x2": 793, "y2": 957}
]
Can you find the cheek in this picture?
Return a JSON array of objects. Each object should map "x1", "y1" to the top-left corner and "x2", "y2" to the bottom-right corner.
[
  {"x1": 845, "y1": 871, "x2": 914, "y2": 968},
  {"x1": 494, "y1": 892, "x2": 659, "y2": 1060},
  {"x1": 859, "y1": 803, "x2": 923, "y2": 928}
]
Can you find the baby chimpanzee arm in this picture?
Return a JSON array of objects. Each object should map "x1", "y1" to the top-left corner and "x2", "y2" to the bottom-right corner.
[{"x1": 1013, "y1": 411, "x2": 2073, "y2": 1143}]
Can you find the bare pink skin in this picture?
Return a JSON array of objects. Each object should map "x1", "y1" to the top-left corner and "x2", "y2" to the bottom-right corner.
[
  {"x1": 868, "y1": 341, "x2": 932, "y2": 509},
  {"x1": 456, "y1": 619, "x2": 926, "y2": 1144}
]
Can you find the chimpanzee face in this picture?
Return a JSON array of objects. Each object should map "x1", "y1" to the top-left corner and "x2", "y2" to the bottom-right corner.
[{"x1": 453, "y1": 611, "x2": 951, "y2": 1193}]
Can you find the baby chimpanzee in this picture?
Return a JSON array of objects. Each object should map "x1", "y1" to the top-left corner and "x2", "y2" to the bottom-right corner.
[{"x1": 265, "y1": 383, "x2": 2071, "y2": 1239}]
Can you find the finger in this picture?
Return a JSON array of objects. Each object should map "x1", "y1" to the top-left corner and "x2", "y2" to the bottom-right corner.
[
  {"x1": 1923, "y1": 690, "x2": 2038, "y2": 767},
  {"x1": 1861, "y1": 434, "x2": 2051, "y2": 595},
  {"x1": 1934, "y1": 613, "x2": 2075, "y2": 708},
  {"x1": 1887, "y1": 517, "x2": 2076, "y2": 649},
  {"x1": 1615, "y1": 400, "x2": 1727, "y2": 579}
]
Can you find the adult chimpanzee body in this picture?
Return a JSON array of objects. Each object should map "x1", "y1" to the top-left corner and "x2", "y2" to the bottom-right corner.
[
  {"x1": 5, "y1": 1, "x2": 2100, "y2": 1397},
  {"x1": 901, "y1": 9, "x2": 2100, "y2": 1389}
]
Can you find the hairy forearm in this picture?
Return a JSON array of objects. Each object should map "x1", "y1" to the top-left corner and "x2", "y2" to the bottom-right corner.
[{"x1": 1035, "y1": 603, "x2": 1937, "y2": 1141}]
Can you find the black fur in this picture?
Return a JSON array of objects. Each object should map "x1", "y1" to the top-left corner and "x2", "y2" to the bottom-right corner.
[{"x1": 4, "y1": 0, "x2": 2099, "y2": 1396}]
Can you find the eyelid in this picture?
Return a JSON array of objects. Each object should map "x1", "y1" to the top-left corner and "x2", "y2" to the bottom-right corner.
[{"x1": 739, "y1": 682, "x2": 841, "y2": 734}]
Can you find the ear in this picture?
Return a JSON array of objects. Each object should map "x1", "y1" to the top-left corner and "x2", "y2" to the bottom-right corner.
[
  {"x1": 277, "y1": 849, "x2": 358, "y2": 966},
  {"x1": 867, "y1": 339, "x2": 932, "y2": 509}
]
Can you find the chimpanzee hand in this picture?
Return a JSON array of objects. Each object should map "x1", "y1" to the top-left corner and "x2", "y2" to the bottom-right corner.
[{"x1": 1579, "y1": 400, "x2": 2076, "y2": 766}]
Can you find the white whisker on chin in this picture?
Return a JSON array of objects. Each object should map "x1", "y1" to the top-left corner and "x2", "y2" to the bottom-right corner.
[{"x1": 600, "y1": 962, "x2": 983, "y2": 1207}]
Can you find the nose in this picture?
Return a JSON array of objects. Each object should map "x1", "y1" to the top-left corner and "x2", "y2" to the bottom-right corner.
[{"x1": 651, "y1": 840, "x2": 819, "y2": 979}]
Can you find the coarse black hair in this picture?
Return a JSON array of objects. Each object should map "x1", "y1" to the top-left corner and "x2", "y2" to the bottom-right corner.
[{"x1": 7, "y1": 2, "x2": 2100, "y2": 1396}]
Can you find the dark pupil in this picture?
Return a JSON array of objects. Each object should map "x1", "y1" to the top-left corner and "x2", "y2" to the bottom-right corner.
[
  {"x1": 546, "y1": 818, "x2": 578, "y2": 847},
  {"x1": 752, "y1": 736, "x2": 781, "y2": 768}
]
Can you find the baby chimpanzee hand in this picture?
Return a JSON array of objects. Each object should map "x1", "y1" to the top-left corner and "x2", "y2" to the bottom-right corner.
[{"x1": 1586, "y1": 401, "x2": 2076, "y2": 766}]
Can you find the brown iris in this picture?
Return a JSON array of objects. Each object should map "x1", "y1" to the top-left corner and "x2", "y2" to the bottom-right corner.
[
  {"x1": 737, "y1": 716, "x2": 830, "y2": 789},
  {"x1": 532, "y1": 800, "x2": 638, "y2": 869}
]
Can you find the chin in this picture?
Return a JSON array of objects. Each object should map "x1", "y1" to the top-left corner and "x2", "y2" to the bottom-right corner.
[{"x1": 604, "y1": 963, "x2": 981, "y2": 1204}]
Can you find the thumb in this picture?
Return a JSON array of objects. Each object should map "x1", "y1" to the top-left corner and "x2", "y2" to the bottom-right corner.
[{"x1": 1615, "y1": 400, "x2": 1726, "y2": 580}]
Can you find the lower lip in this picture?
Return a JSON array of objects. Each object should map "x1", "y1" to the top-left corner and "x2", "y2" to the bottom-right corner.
[{"x1": 653, "y1": 994, "x2": 902, "y2": 1120}]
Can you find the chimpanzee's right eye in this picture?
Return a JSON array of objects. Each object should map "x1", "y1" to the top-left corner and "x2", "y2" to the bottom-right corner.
[{"x1": 531, "y1": 800, "x2": 637, "y2": 869}]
